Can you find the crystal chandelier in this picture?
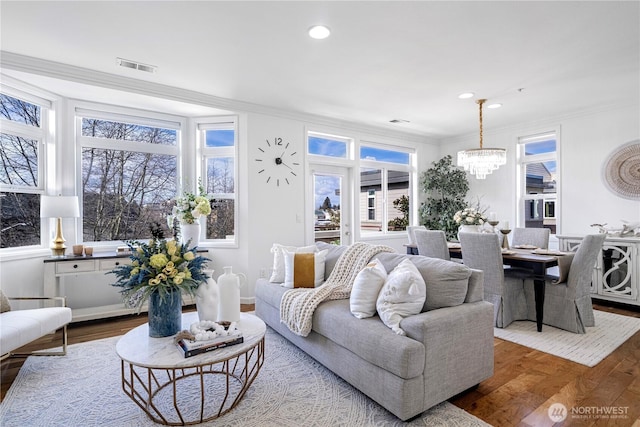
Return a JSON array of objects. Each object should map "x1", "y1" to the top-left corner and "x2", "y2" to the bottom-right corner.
[{"x1": 457, "y1": 99, "x2": 506, "y2": 179}]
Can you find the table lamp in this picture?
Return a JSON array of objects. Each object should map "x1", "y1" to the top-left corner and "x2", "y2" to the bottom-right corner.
[{"x1": 40, "y1": 195, "x2": 80, "y2": 257}]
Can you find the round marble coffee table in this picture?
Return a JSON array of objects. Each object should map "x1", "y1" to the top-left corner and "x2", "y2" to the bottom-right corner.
[{"x1": 116, "y1": 312, "x2": 265, "y2": 426}]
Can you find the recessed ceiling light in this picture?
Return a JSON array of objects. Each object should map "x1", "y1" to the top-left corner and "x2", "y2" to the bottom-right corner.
[
  {"x1": 487, "y1": 103, "x2": 502, "y2": 109},
  {"x1": 308, "y1": 25, "x2": 331, "y2": 40},
  {"x1": 458, "y1": 92, "x2": 475, "y2": 99}
]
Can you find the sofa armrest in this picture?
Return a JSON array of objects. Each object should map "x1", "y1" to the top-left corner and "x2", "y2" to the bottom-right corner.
[{"x1": 400, "y1": 301, "x2": 494, "y2": 406}]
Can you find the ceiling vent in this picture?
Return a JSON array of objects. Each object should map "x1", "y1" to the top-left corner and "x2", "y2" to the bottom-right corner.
[
  {"x1": 389, "y1": 119, "x2": 410, "y2": 124},
  {"x1": 116, "y1": 58, "x2": 157, "y2": 74}
]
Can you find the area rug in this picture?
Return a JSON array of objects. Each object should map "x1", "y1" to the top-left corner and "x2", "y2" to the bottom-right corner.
[
  {"x1": 0, "y1": 327, "x2": 489, "y2": 427},
  {"x1": 494, "y1": 310, "x2": 640, "y2": 367}
]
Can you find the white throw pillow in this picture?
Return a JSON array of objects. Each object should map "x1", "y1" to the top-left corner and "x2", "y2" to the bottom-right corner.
[
  {"x1": 283, "y1": 249, "x2": 328, "y2": 288},
  {"x1": 350, "y1": 259, "x2": 388, "y2": 319},
  {"x1": 269, "y1": 243, "x2": 316, "y2": 283},
  {"x1": 376, "y1": 258, "x2": 426, "y2": 335}
]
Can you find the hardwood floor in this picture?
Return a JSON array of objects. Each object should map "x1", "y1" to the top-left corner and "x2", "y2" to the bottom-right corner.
[{"x1": 2, "y1": 302, "x2": 639, "y2": 426}]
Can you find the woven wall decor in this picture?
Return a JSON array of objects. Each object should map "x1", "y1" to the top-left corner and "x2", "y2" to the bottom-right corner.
[{"x1": 602, "y1": 140, "x2": 640, "y2": 200}]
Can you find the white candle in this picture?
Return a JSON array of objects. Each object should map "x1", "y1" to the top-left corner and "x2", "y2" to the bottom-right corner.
[
  {"x1": 503, "y1": 221, "x2": 510, "y2": 229},
  {"x1": 489, "y1": 212, "x2": 497, "y2": 221}
]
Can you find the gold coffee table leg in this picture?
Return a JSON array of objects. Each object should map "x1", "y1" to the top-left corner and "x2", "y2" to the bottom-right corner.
[{"x1": 120, "y1": 337, "x2": 264, "y2": 426}]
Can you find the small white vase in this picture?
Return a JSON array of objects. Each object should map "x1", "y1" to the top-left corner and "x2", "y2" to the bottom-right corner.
[
  {"x1": 196, "y1": 270, "x2": 219, "y2": 322},
  {"x1": 458, "y1": 224, "x2": 481, "y2": 241},
  {"x1": 217, "y1": 266, "x2": 245, "y2": 323},
  {"x1": 459, "y1": 224, "x2": 481, "y2": 234},
  {"x1": 180, "y1": 219, "x2": 201, "y2": 247}
]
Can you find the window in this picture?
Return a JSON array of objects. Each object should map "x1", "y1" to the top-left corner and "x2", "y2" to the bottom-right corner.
[
  {"x1": 308, "y1": 131, "x2": 415, "y2": 242},
  {"x1": 200, "y1": 120, "x2": 237, "y2": 243},
  {"x1": 359, "y1": 144, "x2": 412, "y2": 235},
  {"x1": 77, "y1": 109, "x2": 180, "y2": 242},
  {"x1": 0, "y1": 91, "x2": 49, "y2": 249},
  {"x1": 308, "y1": 132, "x2": 348, "y2": 158},
  {"x1": 517, "y1": 132, "x2": 558, "y2": 234}
]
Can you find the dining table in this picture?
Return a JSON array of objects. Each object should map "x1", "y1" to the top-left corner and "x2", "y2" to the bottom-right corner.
[{"x1": 405, "y1": 242, "x2": 565, "y2": 332}]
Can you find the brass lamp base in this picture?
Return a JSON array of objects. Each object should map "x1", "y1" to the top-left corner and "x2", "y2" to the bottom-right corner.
[{"x1": 50, "y1": 217, "x2": 67, "y2": 257}]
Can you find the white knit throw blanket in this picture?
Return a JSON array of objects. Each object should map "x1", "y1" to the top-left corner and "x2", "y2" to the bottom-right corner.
[{"x1": 280, "y1": 242, "x2": 395, "y2": 337}]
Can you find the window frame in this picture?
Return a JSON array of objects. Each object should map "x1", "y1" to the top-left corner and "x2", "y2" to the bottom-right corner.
[
  {"x1": 306, "y1": 129, "x2": 416, "y2": 242},
  {"x1": 359, "y1": 141, "x2": 413, "y2": 236},
  {"x1": 516, "y1": 130, "x2": 560, "y2": 236},
  {"x1": 75, "y1": 103, "x2": 184, "y2": 246},
  {"x1": 0, "y1": 86, "x2": 52, "y2": 253},
  {"x1": 197, "y1": 117, "x2": 239, "y2": 247}
]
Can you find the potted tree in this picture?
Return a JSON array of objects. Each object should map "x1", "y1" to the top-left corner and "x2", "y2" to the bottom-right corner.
[{"x1": 418, "y1": 155, "x2": 469, "y2": 241}]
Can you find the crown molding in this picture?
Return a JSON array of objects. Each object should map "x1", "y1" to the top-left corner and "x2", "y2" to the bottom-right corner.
[{"x1": 1, "y1": 51, "x2": 430, "y2": 144}]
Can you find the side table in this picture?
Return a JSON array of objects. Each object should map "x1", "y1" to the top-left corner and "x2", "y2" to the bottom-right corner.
[{"x1": 116, "y1": 312, "x2": 265, "y2": 425}]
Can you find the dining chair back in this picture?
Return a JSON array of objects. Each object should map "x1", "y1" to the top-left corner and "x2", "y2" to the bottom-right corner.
[
  {"x1": 511, "y1": 227, "x2": 551, "y2": 249},
  {"x1": 459, "y1": 232, "x2": 527, "y2": 328},
  {"x1": 414, "y1": 229, "x2": 450, "y2": 260},
  {"x1": 524, "y1": 233, "x2": 606, "y2": 333}
]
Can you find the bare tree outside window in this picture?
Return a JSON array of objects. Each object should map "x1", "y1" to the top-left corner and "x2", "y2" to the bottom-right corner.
[
  {"x1": 0, "y1": 94, "x2": 42, "y2": 248},
  {"x1": 81, "y1": 118, "x2": 178, "y2": 241}
]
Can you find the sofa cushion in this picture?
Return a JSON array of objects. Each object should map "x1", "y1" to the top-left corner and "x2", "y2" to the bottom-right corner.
[
  {"x1": 269, "y1": 243, "x2": 316, "y2": 283},
  {"x1": 255, "y1": 280, "x2": 425, "y2": 379},
  {"x1": 350, "y1": 258, "x2": 387, "y2": 319},
  {"x1": 313, "y1": 299, "x2": 425, "y2": 379},
  {"x1": 373, "y1": 253, "x2": 471, "y2": 312},
  {"x1": 283, "y1": 249, "x2": 328, "y2": 288},
  {"x1": 410, "y1": 256, "x2": 471, "y2": 311},
  {"x1": 376, "y1": 258, "x2": 426, "y2": 335},
  {"x1": 315, "y1": 242, "x2": 348, "y2": 280}
]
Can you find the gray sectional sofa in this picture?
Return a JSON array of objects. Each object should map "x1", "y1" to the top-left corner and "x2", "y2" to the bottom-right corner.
[{"x1": 255, "y1": 242, "x2": 494, "y2": 421}]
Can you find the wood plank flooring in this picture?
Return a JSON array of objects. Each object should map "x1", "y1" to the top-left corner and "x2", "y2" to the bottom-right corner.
[{"x1": 2, "y1": 302, "x2": 638, "y2": 426}]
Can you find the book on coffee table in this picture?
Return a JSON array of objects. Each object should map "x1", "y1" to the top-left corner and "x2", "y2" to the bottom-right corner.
[{"x1": 176, "y1": 330, "x2": 244, "y2": 358}]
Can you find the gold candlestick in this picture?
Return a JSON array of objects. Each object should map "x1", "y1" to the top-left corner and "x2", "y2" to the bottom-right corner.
[{"x1": 500, "y1": 229, "x2": 511, "y2": 249}]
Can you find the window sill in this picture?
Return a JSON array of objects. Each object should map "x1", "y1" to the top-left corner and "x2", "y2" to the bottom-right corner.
[{"x1": 0, "y1": 247, "x2": 51, "y2": 262}]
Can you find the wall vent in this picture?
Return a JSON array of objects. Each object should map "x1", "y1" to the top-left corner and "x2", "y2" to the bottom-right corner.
[{"x1": 116, "y1": 57, "x2": 157, "y2": 73}]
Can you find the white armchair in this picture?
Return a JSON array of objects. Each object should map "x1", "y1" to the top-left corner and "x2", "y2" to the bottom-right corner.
[{"x1": 1, "y1": 293, "x2": 72, "y2": 360}]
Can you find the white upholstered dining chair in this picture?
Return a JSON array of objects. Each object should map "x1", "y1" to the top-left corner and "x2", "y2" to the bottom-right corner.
[
  {"x1": 459, "y1": 232, "x2": 527, "y2": 328},
  {"x1": 413, "y1": 229, "x2": 450, "y2": 260},
  {"x1": 511, "y1": 227, "x2": 551, "y2": 249},
  {"x1": 523, "y1": 233, "x2": 606, "y2": 333}
]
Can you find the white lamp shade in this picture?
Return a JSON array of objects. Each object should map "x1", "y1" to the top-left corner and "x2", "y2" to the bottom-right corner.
[{"x1": 40, "y1": 195, "x2": 80, "y2": 218}]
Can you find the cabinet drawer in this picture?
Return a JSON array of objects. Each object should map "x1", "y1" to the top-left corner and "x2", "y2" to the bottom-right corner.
[
  {"x1": 100, "y1": 258, "x2": 131, "y2": 271},
  {"x1": 56, "y1": 260, "x2": 96, "y2": 274}
]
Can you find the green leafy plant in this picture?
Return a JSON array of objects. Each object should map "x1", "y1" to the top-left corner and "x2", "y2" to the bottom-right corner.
[
  {"x1": 388, "y1": 195, "x2": 409, "y2": 231},
  {"x1": 418, "y1": 155, "x2": 469, "y2": 240}
]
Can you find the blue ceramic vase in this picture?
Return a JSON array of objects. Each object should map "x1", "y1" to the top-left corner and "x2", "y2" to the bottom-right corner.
[{"x1": 148, "y1": 289, "x2": 182, "y2": 338}]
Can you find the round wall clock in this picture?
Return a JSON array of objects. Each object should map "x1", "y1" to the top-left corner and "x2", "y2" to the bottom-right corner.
[{"x1": 255, "y1": 137, "x2": 300, "y2": 187}]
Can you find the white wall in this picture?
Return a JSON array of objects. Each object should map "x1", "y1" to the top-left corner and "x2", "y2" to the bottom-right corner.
[{"x1": 439, "y1": 103, "x2": 640, "y2": 241}]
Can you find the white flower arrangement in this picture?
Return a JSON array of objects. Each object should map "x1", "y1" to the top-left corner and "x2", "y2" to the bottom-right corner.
[
  {"x1": 454, "y1": 207, "x2": 487, "y2": 226},
  {"x1": 168, "y1": 181, "x2": 213, "y2": 225}
]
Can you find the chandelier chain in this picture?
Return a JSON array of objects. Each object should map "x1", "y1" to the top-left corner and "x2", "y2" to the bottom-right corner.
[{"x1": 477, "y1": 99, "x2": 486, "y2": 149}]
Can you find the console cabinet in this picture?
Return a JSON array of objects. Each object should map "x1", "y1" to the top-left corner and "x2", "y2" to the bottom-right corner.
[
  {"x1": 44, "y1": 252, "x2": 201, "y2": 322},
  {"x1": 557, "y1": 235, "x2": 640, "y2": 306}
]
